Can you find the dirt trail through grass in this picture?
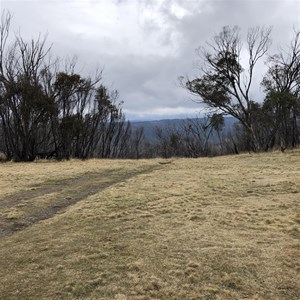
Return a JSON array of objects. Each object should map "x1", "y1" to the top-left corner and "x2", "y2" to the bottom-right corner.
[{"x1": 0, "y1": 164, "x2": 161, "y2": 238}]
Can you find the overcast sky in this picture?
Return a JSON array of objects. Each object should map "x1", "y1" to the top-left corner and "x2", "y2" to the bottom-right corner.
[{"x1": 1, "y1": 0, "x2": 300, "y2": 120}]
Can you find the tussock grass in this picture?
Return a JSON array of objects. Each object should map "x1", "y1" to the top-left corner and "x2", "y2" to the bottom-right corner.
[{"x1": 0, "y1": 152, "x2": 299, "y2": 299}]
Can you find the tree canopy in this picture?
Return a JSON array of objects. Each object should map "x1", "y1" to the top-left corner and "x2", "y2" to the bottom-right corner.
[{"x1": 0, "y1": 11, "x2": 130, "y2": 161}]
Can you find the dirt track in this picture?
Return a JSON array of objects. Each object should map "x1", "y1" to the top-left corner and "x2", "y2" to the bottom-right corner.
[{"x1": 0, "y1": 164, "x2": 161, "y2": 238}]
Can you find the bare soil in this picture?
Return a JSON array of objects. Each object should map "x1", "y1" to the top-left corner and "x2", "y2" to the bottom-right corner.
[{"x1": 0, "y1": 164, "x2": 161, "y2": 238}]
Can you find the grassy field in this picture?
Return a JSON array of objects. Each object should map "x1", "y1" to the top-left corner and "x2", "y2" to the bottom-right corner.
[{"x1": 0, "y1": 151, "x2": 299, "y2": 299}]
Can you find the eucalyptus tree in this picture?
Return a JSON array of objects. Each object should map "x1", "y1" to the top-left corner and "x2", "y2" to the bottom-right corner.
[
  {"x1": 262, "y1": 29, "x2": 300, "y2": 150},
  {"x1": 0, "y1": 10, "x2": 130, "y2": 161},
  {"x1": 181, "y1": 26, "x2": 272, "y2": 151},
  {"x1": 0, "y1": 11, "x2": 53, "y2": 160}
]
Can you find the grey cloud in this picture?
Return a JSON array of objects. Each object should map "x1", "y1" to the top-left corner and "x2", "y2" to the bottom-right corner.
[{"x1": 2, "y1": 0, "x2": 300, "y2": 120}]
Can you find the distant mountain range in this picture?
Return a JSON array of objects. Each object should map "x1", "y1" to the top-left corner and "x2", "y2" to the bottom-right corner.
[{"x1": 130, "y1": 116, "x2": 238, "y2": 142}]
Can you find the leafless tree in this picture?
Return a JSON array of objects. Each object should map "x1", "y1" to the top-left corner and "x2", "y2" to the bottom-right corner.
[{"x1": 131, "y1": 126, "x2": 145, "y2": 159}]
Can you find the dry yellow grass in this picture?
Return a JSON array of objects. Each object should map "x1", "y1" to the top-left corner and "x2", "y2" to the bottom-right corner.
[{"x1": 0, "y1": 151, "x2": 299, "y2": 299}]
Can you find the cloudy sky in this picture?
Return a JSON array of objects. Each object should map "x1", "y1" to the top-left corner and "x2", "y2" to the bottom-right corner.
[{"x1": 1, "y1": 0, "x2": 300, "y2": 120}]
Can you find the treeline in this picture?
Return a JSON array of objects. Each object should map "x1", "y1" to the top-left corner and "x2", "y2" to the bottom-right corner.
[
  {"x1": 139, "y1": 26, "x2": 300, "y2": 158},
  {"x1": 0, "y1": 12, "x2": 130, "y2": 161},
  {"x1": 181, "y1": 26, "x2": 300, "y2": 153},
  {"x1": 130, "y1": 108, "x2": 300, "y2": 159},
  {"x1": 0, "y1": 12, "x2": 299, "y2": 161}
]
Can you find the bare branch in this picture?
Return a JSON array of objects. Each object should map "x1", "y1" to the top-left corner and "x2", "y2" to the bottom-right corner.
[{"x1": 0, "y1": 10, "x2": 12, "y2": 78}]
